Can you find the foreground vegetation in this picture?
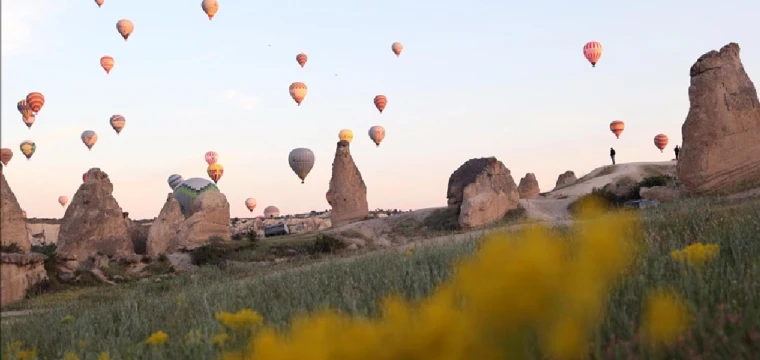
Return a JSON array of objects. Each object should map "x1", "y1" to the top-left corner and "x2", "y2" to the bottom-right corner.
[{"x1": 2, "y1": 197, "x2": 759, "y2": 359}]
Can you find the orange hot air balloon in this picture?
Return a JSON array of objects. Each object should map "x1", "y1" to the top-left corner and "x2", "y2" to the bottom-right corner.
[
  {"x1": 609, "y1": 120, "x2": 625, "y2": 139},
  {"x1": 391, "y1": 42, "x2": 403, "y2": 57},
  {"x1": 373, "y1": 95, "x2": 388, "y2": 114},
  {"x1": 26, "y1": 92, "x2": 45, "y2": 113},
  {"x1": 100, "y1": 56, "x2": 115, "y2": 74},
  {"x1": 201, "y1": 0, "x2": 219, "y2": 20},
  {"x1": 95, "y1": 0, "x2": 104, "y2": 7},
  {"x1": 583, "y1": 41, "x2": 603, "y2": 67},
  {"x1": 289, "y1": 82, "x2": 308, "y2": 106},
  {"x1": 0, "y1": 148, "x2": 13, "y2": 166},
  {"x1": 207, "y1": 163, "x2": 224, "y2": 183},
  {"x1": 296, "y1": 53, "x2": 308, "y2": 68},
  {"x1": 116, "y1": 19, "x2": 134, "y2": 41},
  {"x1": 654, "y1": 134, "x2": 669, "y2": 153}
]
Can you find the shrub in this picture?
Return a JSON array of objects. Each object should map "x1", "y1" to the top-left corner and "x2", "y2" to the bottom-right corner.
[
  {"x1": 312, "y1": 233, "x2": 346, "y2": 254},
  {"x1": 422, "y1": 208, "x2": 459, "y2": 232},
  {"x1": 0, "y1": 243, "x2": 24, "y2": 254},
  {"x1": 190, "y1": 245, "x2": 229, "y2": 268}
]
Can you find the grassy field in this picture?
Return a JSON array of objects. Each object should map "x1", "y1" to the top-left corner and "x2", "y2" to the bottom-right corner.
[{"x1": 2, "y1": 197, "x2": 760, "y2": 359}]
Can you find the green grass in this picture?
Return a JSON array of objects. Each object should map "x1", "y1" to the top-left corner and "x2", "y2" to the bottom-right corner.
[{"x1": 2, "y1": 197, "x2": 760, "y2": 359}]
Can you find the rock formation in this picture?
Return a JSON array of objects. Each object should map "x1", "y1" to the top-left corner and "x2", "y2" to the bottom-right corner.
[
  {"x1": 169, "y1": 191, "x2": 230, "y2": 251},
  {"x1": 639, "y1": 186, "x2": 681, "y2": 203},
  {"x1": 447, "y1": 157, "x2": 520, "y2": 229},
  {"x1": 554, "y1": 171, "x2": 577, "y2": 189},
  {"x1": 517, "y1": 173, "x2": 540, "y2": 199},
  {"x1": 1, "y1": 166, "x2": 31, "y2": 252},
  {"x1": 677, "y1": 43, "x2": 760, "y2": 195},
  {"x1": 1, "y1": 252, "x2": 47, "y2": 306},
  {"x1": 146, "y1": 194, "x2": 185, "y2": 256},
  {"x1": 56, "y1": 168, "x2": 134, "y2": 261},
  {"x1": 329, "y1": 140, "x2": 369, "y2": 227}
]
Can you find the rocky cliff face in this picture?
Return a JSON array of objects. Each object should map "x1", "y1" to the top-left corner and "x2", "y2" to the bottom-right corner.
[
  {"x1": 677, "y1": 42, "x2": 760, "y2": 195},
  {"x1": 1, "y1": 253, "x2": 47, "y2": 306},
  {"x1": 329, "y1": 140, "x2": 369, "y2": 227},
  {"x1": 169, "y1": 191, "x2": 231, "y2": 251},
  {"x1": 447, "y1": 157, "x2": 520, "y2": 229},
  {"x1": 1, "y1": 166, "x2": 31, "y2": 252},
  {"x1": 146, "y1": 194, "x2": 185, "y2": 256}
]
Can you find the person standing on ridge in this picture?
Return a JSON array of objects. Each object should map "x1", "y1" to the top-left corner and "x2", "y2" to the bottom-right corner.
[
  {"x1": 610, "y1": 147, "x2": 616, "y2": 165},
  {"x1": 674, "y1": 145, "x2": 680, "y2": 160}
]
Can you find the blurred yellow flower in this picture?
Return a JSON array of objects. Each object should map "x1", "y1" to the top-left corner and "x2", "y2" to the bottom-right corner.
[
  {"x1": 77, "y1": 339, "x2": 87, "y2": 352},
  {"x1": 211, "y1": 333, "x2": 230, "y2": 347},
  {"x1": 97, "y1": 352, "x2": 111, "y2": 360},
  {"x1": 62, "y1": 351, "x2": 80, "y2": 360},
  {"x1": 671, "y1": 243, "x2": 720, "y2": 269},
  {"x1": 60, "y1": 315, "x2": 75, "y2": 324},
  {"x1": 15, "y1": 349, "x2": 37, "y2": 360},
  {"x1": 216, "y1": 309, "x2": 264, "y2": 332},
  {"x1": 641, "y1": 289, "x2": 690, "y2": 347},
  {"x1": 406, "y1": 245, "x2": 414, "y2": 256},
  {"x1": 144, "y1": 331, "x2": 169, "y2": 346}
]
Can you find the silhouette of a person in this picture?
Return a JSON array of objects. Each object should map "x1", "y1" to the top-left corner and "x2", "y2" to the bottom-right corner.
[
  {"x1": 610, "y1": 147, "x2": 616, "y2": 165},
  {"x1": 674, "y1": 145, "x2": 680, "y2": 160}
]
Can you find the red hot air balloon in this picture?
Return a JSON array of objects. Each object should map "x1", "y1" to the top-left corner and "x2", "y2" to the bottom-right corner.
[
  {"x1": 609, "y1": 120, "x2": 625, "y2": 139},
  {"x1": 296, "y1": 53, "x2": 308, "y2": 68},
  {"x1": 654, "y1": 134, "x2": 669, "y2": 153},
  {"x1": 101, "y1": 56, "x2": 115, "y2": 74},
  {"x1": 26, "y1": 92, "x2": 45, "y2": 113},
  {"x1": 583, "y1": 41, "x2": 603, "y2": 67},
  {"x1": 373, "y1": 95, "x2": 388, "y2": 114}
]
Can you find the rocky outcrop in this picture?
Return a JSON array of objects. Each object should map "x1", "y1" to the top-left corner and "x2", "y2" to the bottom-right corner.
[
  {"x1": 447, "y1": 157, "x2": 520, "y2": 229},
  {"x1": 329, "y1": 140, "x2": 369, "y2": 227},
  {"x1": 677, "y1": 43, "x2": 760, "y2": 195},
  {"x1": 517, "y1": 173, "x2": 540, "y2": 199},
  {"x1": 1, "y1": 252, "x2": 47, "y2": 306},
  {"x1": 230, "y1": 215, "x2": 332, "y2": 238},
  {"x1": 170, "y1": 191, "x2": 230, "y2": 251},
  {"x1": 639, "y1": 186, "x2": 681, "y2": 203},
  {"x1": 56, "y1": 168, "x2": 133, "y2": 261},
  {"x1": 146, "y1": 194, "x2": 185, "y2": 256},
  {"x1": 1, "y1": 167, "x2": 31, "y2": 252},
  {"x1": 554, "y1": 171, "x2": 577, "y2": 189}
]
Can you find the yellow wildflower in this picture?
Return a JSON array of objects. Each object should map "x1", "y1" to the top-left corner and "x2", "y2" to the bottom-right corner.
[
  {"x1": 216, "y1": 309, "x2": 264, "y2": 332},
  {"x1": 8, "y1": 341, "x2": 23, "y2": 353},
  {"x1": 406, "y1": 245, "x2": 414, "y2": 256},
  {"x1": 211, "y1": 333, "x2": 230, "y2": 347},
  {"x1": 145, "y1": 331, "x2": 169, "y2": 346},
  {"x1": 641, "y1": 289, "x2": 690, "y2": 347},
  {"x1": 97, "y1": 352, "x2": 111, "y2": 360},
  {"x1": 62, "y1": 351, "x2": 80, "y2": 360},
  {"x1": 60, "y1": 315, "x2": 75, "y2": 324},
  {"x1": 670, "y1": 242, "x2": 719, "y2": 269},
  {"x1": 15, "y1": 349, "x2": 37, "y2": 360}
]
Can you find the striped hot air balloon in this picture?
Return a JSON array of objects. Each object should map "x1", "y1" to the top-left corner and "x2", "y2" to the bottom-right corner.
[
  {"x1": 654, "y1": 134, "x2": 669, "y2": 153},
  {"x1": 17, "y1": 100, "x2": 33, "y2": 120},
  {"x1": 81, "y1": 130, "x2": 98, "y2": 150},
  {"x1": 296, "y1": 53, "x2": 308, "y2": 68},
  {"x1": 100, "y1": 56, "x2": 115, "y2": 74},
  {"x1": 0, "y1": 148, "x2": 13, "y2": 166},
  {"x1": 288, "y1": 148, "x2": 315, "y2": 184},
  {"x1": 609, "y1": 120, "x2": 625, "y2": 139},
  {"x1": 167, "y1": 174, "x2": 184, "y2": 190},
  {"x1": 583, "y1": 41, "x2": 603, "y2": 67},
  {"x1": 289, "y1": 82, "x2": 307, "y2": 106},
  {"x1": 245, "y1": 198, "x2": 257, "y2": 212},
  {"x1": 207, "y1": 163, "x2": 224, "y2": 183},
  {"x1": 116, "y1": 19, "x2": 134, "y2": 41},
  {"x1": 391, "y1": 42, "x2": 403, "y2": 57},
  {"x1": 19, "y1": 140, "x2": 36, "y2": 160},
  {"x1": 373, "y1": 95, "x2": 388, "y2": 114},
  {"x1": 338, "y1": 129, "x2": 353, "y2": 143},
  {"x1": 368, "y1": 126, "x2": 386, "y2": 147},
  {"x1": 201, "y1": 0, "x2": 219, "y2": 20},
  {"x1": 173, "y1": 178, "x2": 220, "y2": 218},
  {"x1": 26, "y1": 92, "x2": 45, "y2": 113},
  {"x1": 205, "y1": 151, "x2": 218, "y2": 165},
  {"x1": 110, "y1": 115, "x2": 126, "y2": 134}
]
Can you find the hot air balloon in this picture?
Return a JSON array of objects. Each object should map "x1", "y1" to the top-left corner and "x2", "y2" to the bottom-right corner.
[
  {"x1": 296, "y1": 53, "x2": 308, "y2": 68},
  {"x1": 167, "y1": 174, "x2": 184, "y2": 190},
  {"x1": 325, "y1": 191, "x2": 332, "y2": 206},
  {"x1": 201, "y1": 0, "x2": 219, "y2": 20},
  {"x1": 20, "y1": 141, "x2": 36, "y2": 160},
  {"x1": 0, "y1": 148, "x2": 13, "y2": 166},
  {"x1": 374, "y1": 95, "x2": 388, "y2": 114},
  {"x1": 338, "y1": 129, "x2": 354, "y2": 143},
  {"x1": 289, "y1": 82, "x2": 307, "y2": 106},
  {"x1": 263, "y1": 206, "x2": 280, "y2": 218},
  {"x1": 207, "y1": 163, "x2": 224, "y2": 183},
  {"x1": 368, "y1": 126, "x2": 386, "y2": 147},
  {"x1": 81, "y1": 130, "x2": 98, "y2": 150},
  {"x1": 95, "y1": 0, "x2": 104, "y2": 7},
  {"x1": 391, "y1": 42, "x2": 403, "y2": 57},
  {"x1": 17, "y1": 100, "x2": 33, "y2": 120},
  {"x1": 654, "y1": 134, "x2": 669, "y2": 153},
  {"x1": 83, "y1": 172, "x2": 89, "y2": 183},
  {"x1": 173, "y1": 178, "x2": 221, "y2": 218},
  {"x1": 58, "y1": 196, "x2": 68, "y2": 207},
  {"x1": 26, "y1": 92, "x2": 45, "y2": 113},
  {"x1": 583, "y1": 41, "x2": 603, "y2": 67},
  {"x1": 116, "y1": 19, "x2": 134, "y2": 41},
  {"x1": 205, "y1": 151, "x2": 218, "y2": 165},
  {"x1": 100, "y1": 56, "x2": 115, "y2": 74},
  {"x1": 288, "y1": 148, "x2": 315, "y2": 184},
  {"x1": 110, "y1": 115, "x2": 126, "y2": 134},
  {"x1": 245, "y1": 198, "x2": 257, "y2": 212},
  {"x1": 609, "y1": 120, "x2": 625, "y2": 139},
  {"x1": 22, "y1": 114, "x2": 36, "y2": 129}
]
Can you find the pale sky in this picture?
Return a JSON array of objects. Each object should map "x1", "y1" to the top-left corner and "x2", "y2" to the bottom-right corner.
[{"x1": 2, "y1": 0, "x2": 758, "y2": 219}]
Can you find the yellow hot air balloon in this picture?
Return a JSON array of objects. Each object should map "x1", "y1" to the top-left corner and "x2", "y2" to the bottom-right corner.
[
  {"x1": 201, "y1": 0, "x2": 219, "y2": 20},
  {"x1": 368, "y1": 126, "x2": 386, "y2": 147},
  {"x1": 245, "y1": 198, "x2": 257, "y2": 212},
  {"x1": 338, "y1": 129, "x2": 354, "y2": 143},
  {"x1": 58, "y1": 196, "x2": 69, "y2": 207},
  {"x1": 81, "y1": 130, "x2": 98, "y2": 151},
  {"x1": 116, "y1": 19, "x2": 134, "y2": 41},
  {"x1": 207, "y1": 163, "x2": 224, "y2": 183},
  {"x1": 289, "y1": 82, "x2": 307, "y2": 106}
]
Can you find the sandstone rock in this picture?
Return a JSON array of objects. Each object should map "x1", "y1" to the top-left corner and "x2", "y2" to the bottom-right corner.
[
  {"x1": 639, "y1": 186, "x2": 681, "y2": 202},
  {"x1": 329, "y1": 140, "x2": 369, "y2": 227},
  {"x1": 56, "y1": 168, "x2": 134, "y2": 261},
  {"x1": 146, "y1": 194, "x2": 185, "y2": 256},
  {"x1": 677, "y1": 43, "x2": 760, "y2": 195},
  {"x1": 1, "y1": 167, "x2": 31, "y2": 252},
  {"x1": 1, "y1": 252, "x2": 47, "y2": 306},
  {"x1": 554, "y1": 171, "x2": 577, "y2": 189},
  {"x1": 517, "y1": 173, "x2": 540, "y2": 199},
  {"x1": 170, "y1": 191, "x2": 231, "y2": 251},
  {"x1": 167, "y1": 252, "x2": 198, "y2": 273},
  {"x1": 447, "y1": 157, "x2": 520, "y2": 229}
]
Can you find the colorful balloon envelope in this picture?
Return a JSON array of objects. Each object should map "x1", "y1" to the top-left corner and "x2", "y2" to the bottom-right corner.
[
  {"x1": 583, "y1": 41, "x2": 603, "y2": 67},
  {"x1": 17, "y1": 100, "x2": 33, "y2": 120},
  {"x1": 207, "y1": 163, "x2": 224, "y2": 183},
  {"x1": 368, "y1": 126, "x2": 386, "y2": 147},
  {"x1": 101, "y1": 56, "x2": 115, "y2": 74},
  {"x1": 654, "y1": 134, "x2": 669, "y2": 153},
  {"x1": 205, "y1": 151, "x2": 219, "y2": 165},
  {"x1": 288, "y1": 148, "x2": 315, "y2": 184},
  {"x1": 116, "y1": 19, "x2": 134, "y2": 41},
  {"x1": 374, "y1": 95, "x2": 388, "y2": 114},
  {"x1": 289, "y1": 82, "x2": 308, "y2": 106},
  {"x1": 22, "y1": 114, "x2": 36, "y2": 129},
  {"x1": 19, "y1": 140, "x2": 36, "y2": 160},
  {"x1": 391, "y1": 42, "x2": 403, "y2": 57},
  {"x1": 296, "y1": 53, "x2": 308, "y2": 68},
  {"x1": 110, "y1": 115, "x2": 126, "y2": 134},
  {"x1": 245, "y1": 198, "x2": 257, "y2": 212},
  {"x1": 201, "y1": 0, "x2": 219, "y2": 20},
  {"x1": 58, "y1": 196, "x2": 68, "y2": 207},
  {"x1": 81, "y1": 130, "x2": 98, "y2": 150},
  {"x1": 95, "y1": 0, "x2": 104, "y2": 7},
  {"x1": 26, "y1": 92, "x2": 45, "y2": 113},
  {"x1": 609, "y1": 120, "x2": 625, "y2": 139},
  {"x1": 338, "y1": 129, "x2": 354, "y2": 143},
  {"x1": 167, "y1": 174, "x2": 184, "y2": 190},
  {"x1": 0, "y1": 148, "x2": 13, "y2": 166}
]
